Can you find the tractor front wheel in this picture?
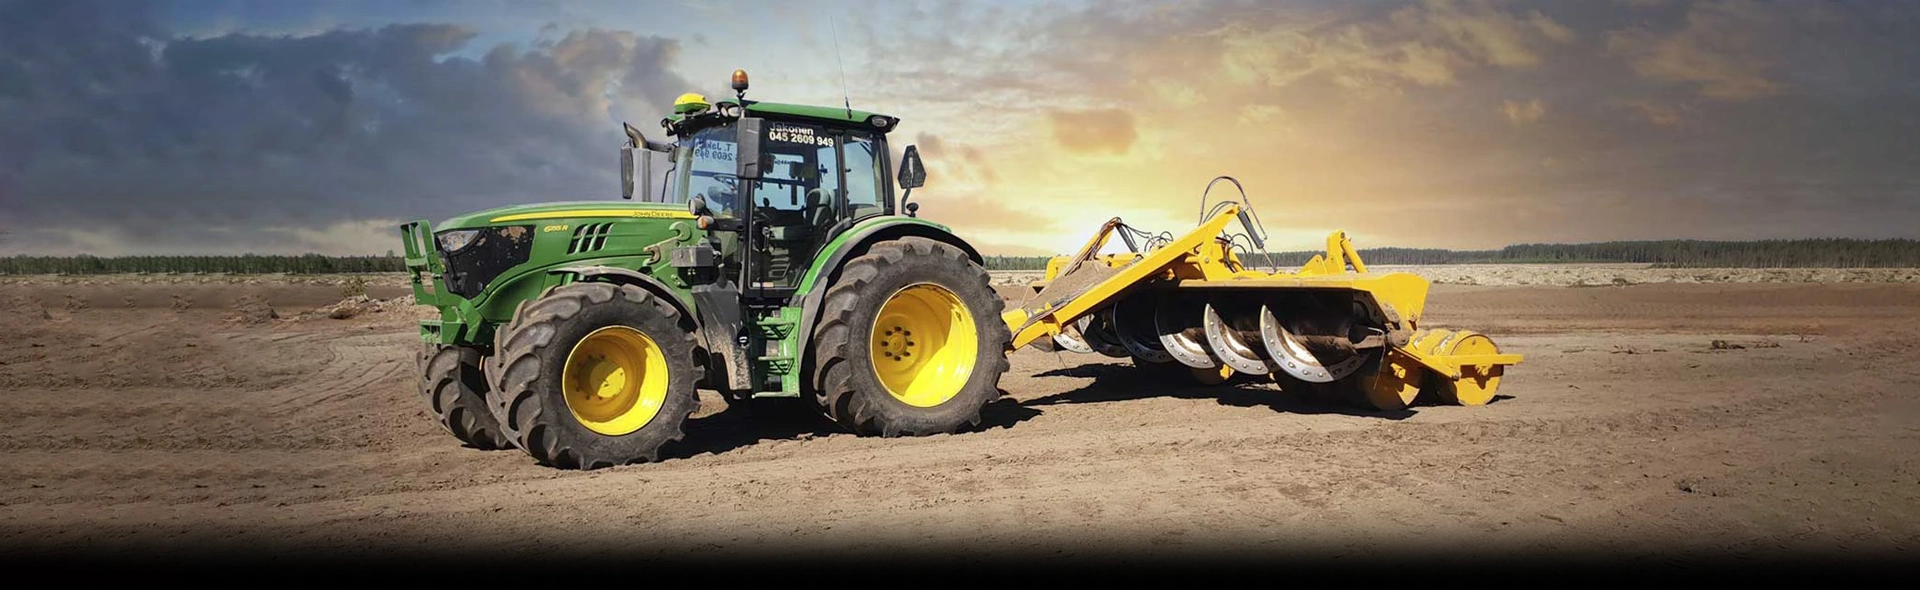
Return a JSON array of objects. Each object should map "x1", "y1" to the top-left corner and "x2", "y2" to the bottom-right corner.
[
  {"x1": 418, "y1": 344, "x2": 515, "y2": 450},
  {"x1": 487, "y1": 282, "x2": 700, "y2": 469},
  {"x1": 809, "y1": 237, "x2": 1011, "y2": 436}
]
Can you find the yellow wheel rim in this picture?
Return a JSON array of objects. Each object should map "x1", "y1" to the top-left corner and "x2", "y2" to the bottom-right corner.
[
  {"x1": 562, "y1": 326, "x2": 670, "y2": 436},
  {"x1": 869, "y1": 283, "x2": 978, "y2": 408}
]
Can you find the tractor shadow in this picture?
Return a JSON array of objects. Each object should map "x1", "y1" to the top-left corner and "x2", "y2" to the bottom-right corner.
[
  {"x1": 671, "y1": 397, "x2": 836, "y2": 459},
  {"x1": 978, "y1": 393, "x2": 1044, "y2": 429},
  {"x1": 1027, "y1": 363, "x2": 1421, "y2": 420},
  {"x1": 668, "y1": 393, "x2": 1040, "y2": 460}
]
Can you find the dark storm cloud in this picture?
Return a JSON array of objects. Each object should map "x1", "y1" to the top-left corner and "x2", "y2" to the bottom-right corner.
[{"x1": 0, "y1": 0, "x2": 689, "y2": 254}]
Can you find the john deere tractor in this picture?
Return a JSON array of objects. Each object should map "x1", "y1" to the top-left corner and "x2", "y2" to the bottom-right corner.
[{"x1": 401, "y1": 70, "x2": 1010, "y2": 468}]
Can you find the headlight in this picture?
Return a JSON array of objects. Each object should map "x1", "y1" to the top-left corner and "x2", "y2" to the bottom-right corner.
[{"x1": 436, "y1": 229, "x2": 480, "y2": 253}]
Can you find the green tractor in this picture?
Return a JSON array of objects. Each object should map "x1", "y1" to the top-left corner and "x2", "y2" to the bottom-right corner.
[{"x1": 399, "y1": 70, "x2": 1010, "y2": 469}]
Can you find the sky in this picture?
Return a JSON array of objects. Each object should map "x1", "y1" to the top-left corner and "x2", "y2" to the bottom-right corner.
[{"x1": 2, "y1": 0, "x2": 1918, "y2": 256}]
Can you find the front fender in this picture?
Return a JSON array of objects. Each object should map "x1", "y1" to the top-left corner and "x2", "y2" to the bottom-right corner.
[{"x1": 548, "y1": 265, "x2": 701, "y2": 332}]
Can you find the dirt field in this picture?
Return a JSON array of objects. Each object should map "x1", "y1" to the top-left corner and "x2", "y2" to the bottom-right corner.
[{"x1": 3, "y1": 269, "x2": 1918, "y2": 569}]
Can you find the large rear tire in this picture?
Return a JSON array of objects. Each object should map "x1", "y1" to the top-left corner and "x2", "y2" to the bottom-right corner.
[
  {"x1": 418, "y1": 344, "x2": 514, "y2": 450},
  {"x1": 809, "y1": 237, "x2": 1010, "y2": 436},
  {"x1": 488, "y1": 282, "x2": 700, "y2": 469}
]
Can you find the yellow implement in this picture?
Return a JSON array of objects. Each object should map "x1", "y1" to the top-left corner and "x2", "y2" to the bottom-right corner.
[{"x1": 999, "y1": 199, "x2": 1522, "y2": 411}]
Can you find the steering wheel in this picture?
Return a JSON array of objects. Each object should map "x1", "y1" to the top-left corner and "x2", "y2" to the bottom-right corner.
[{"x1": 697, "y1": 190, "x2": 737, "y2": 217}]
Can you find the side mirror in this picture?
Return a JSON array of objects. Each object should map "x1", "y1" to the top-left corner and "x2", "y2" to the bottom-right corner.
[
  {"x1": 897, "y1": 144, "x2": 926, "y2": 217},
  {"x1": 897, "y1": 145, "x2": 926, "y2": 189},
  {"x1": 736, "y1": 117, "x2": 764, "y2": 180}
]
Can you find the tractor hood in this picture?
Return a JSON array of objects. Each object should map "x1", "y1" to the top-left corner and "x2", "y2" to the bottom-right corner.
[{"x1": 435, "y1": 200, "x2": 696, "y2": 230}]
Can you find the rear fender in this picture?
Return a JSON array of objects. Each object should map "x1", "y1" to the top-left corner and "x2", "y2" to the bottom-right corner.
[{"x1": 793, "y1": 219, "x2": 985, "y2": 393}]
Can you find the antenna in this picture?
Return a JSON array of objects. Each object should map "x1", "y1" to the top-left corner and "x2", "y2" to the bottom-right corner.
[{"x1": 829, "y1": 15, "x2": 852, "y2": 118}]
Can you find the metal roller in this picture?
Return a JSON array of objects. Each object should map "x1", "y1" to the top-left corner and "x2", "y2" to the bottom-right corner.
[
  {"x1": 1110, "y1": 294, "x2": 1174, "y2": 363},
  {"x1": 1051, "y1": 315, "x2": 1096, "y2": 354},
  {"x1": 1080, "y1": 308, "x2": 1132, "y2": 358},
  {"x1": 1154, "y1": 294, "x2": 1220, "y2": 370},
  {"x1": 1202, "y1": 302, "x2": 1274, "y2": 375},
  {"x1": 1257, "y1": 304, "x2": 1369, "y2": 383}
]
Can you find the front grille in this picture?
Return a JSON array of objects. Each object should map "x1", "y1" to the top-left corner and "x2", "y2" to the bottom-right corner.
[{"x1": 439, "y1": 225, "x2": 534, "y2": 299}]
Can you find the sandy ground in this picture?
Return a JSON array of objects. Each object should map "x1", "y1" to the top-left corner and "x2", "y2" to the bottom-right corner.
[{"x1": 3, "y1": 269, "x2": 1918, "y2": 570}]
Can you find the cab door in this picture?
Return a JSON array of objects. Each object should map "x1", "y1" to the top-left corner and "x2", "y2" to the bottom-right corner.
[
  {"x1": 744, "y1": 123, "x2": 896, "y2": 292},
  {"x1": 745, "y1": 121, "x2": 838, "y2": 291}
]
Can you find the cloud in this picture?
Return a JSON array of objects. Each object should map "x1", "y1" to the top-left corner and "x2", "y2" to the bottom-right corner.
[
  {"x1": 1605, "y1": 1, "x2": 1786, "y2": 100},
  {"x1": 1214, "y1": 0, "x2": 1578, "y2": 96},
  {"x1": 1620, "y1": 100, "x2": 1687, "y2": 126},
  {"x1": 0, "y1": 0, "x2": 690, "y2": 254},
  {"x1": 1528, "y1": 10, "x2": 1576, "y2": 43},
  {"x1": 912, "y1": 133, "x2": 997, "y2": 185},
  {"x1": 1046, "y1": 108, "x2": 1137, "y2": 155},
  {"x1": 1501, "y1": 98, "x2": 1546, "y2": 124},
  {"x1": 1410, "y1": 0, "x2": 1563, "y2": 67},
  {"x1": 912, "y1": 191, "x2": 1056, "y2": 239}
]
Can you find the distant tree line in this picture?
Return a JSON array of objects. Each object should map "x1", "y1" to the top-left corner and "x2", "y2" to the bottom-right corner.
[
  {"x1": 0, "y1": 253, "x2": 406, "y2": 275},
  {"x1": 984, "y1": 238, "x2": 1920, "y2": 271},
  {"x1": 5, "y1": 238, "x2": 1919, "y2": 275}
]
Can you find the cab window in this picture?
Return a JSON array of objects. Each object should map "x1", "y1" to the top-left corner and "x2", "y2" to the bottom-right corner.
[
  {"x1": 678, "y1": 125, "x2": 742, "y2": 217},
  {"x1": 842, "y1": 132, "x2": 886, "y2": 220}
]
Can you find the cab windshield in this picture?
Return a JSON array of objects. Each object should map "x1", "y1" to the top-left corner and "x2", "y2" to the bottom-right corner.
[{"x1": 670, "y1": 125, "x2": 742, "y2": 216}]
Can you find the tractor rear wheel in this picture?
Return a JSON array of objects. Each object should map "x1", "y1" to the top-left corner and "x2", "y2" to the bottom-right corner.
[
  {"x1": 418, "y1": 344, "x2": 514, "y2": 450},
  {"x1": 488, "y1": 282, "x2": 700, "y2": 469},
  {"x1": 809, "y1": 237, "x2": 1010, "y2": 436}
]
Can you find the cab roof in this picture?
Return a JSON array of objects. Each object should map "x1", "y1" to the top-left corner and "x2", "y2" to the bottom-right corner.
[
  {"x1": 738, "y1": 99, "x2": 889, "y2": 126},
  {"x1": 664, "y1": 96, "x2": 899, "y2": 135}
]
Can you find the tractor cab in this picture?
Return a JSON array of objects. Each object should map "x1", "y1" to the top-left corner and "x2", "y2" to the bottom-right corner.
[{"x1": 624, "y1": 70, "x2": 921, "y2": 297}]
